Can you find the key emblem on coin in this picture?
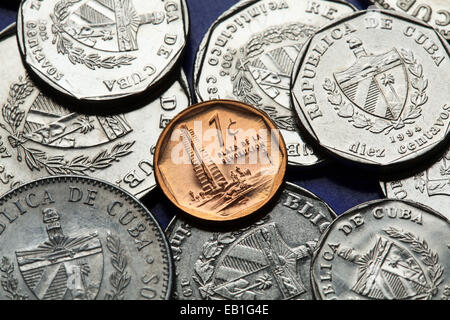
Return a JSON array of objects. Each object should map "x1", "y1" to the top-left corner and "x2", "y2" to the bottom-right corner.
[
  {"x1": 381, "y1": 147, "x2": 450, "y2": 218},
  {"x1": 168, "y1": 182, "x2": 336, "y2": 300},
  {"x1": 0, "y1": 176, "x2": 172, "y2": 300},
  {"x1": 311, "y1": 199, "x2": 450, "y2": 300},
  {"x1": 53, "y1": 0, "x2": 164, "y2": 57},
  {"x1": 333, "y1": 230, "x2": 435, "y2": 300},
  {"x1": 194, "y1": 0, "x2": 357, "y2": 167}
]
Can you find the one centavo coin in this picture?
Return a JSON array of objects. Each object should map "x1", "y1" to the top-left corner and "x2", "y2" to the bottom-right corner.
[
  {"x1": 154, "y1": 99, "x2": 287, "y2": 222},
  {"x1": 291, "y1": 9, "x2": 450, "y2": 170},
  {"x1": 17, "y1": 0, "x2": 189, "y2": 102},
  {"x1": 311, "y1": 199, "x2": 450, "y2": 300},
  {"x1": 194, "y1": 0, "x2": 356, "y2": 167},
  {"x1": 0, "y1": 23, "x2": 191, "y2": 199},
  {"x1": 167, "y1": 182, "x2": 336, "y2": 300},
  {"x1": 380, "y1": 146, "x2": 450, "y2": 219},
  {"x1": 0, "y1": 176, "x2": 172, "y2": 300},
  {"x1": 369, "y1": 0, "x2": 450, "y2": 41}
]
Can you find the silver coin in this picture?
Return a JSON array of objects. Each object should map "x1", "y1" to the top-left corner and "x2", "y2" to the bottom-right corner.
[
  {"x1": 369, "y1": 0, "x2": 450, "y2": 41},
  {"x1": 194, "y1": 0, "x2": 356, "y2": 167},
  {"x1": 167, "y1": 182, "x2": 336, "y2": 300},
  {"x1": 0, "y1": 175, "x2": 172, "y2": 300},
  {"x1": 17, "y1": 0, "x2": 189, "y2": 102},
  {"x1": 0, "y1": 23, "x2": 191, "y2": 199},
  {"x1": 311, "y1": 199, "x2": 450, "y2": 300},
  {"x1": 291, "y1": 9, "x2": 450, "y2": 169},
  {"x1": 380, "y1": 146, "x2": 450, "y2": 219}
]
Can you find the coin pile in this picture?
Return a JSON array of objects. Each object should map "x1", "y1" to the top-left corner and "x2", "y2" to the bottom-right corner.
[{"x1": 0, "y1": 0, "x2": 448, "y2": 301}]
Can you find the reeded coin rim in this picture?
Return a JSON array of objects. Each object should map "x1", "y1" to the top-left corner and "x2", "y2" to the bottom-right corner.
[
  {"x1": 154, "y1": 99, "x2": 288, "y2": 222},
  {"x1": 0, "y1": 174, "x2": 174, "y2": 300}
]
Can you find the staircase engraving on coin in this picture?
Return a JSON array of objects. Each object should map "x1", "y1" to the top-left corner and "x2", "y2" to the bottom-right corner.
[
  {"x1": 17, "y1": 0, "x2": 189, "y2": 101},
  {"x1": 291, "y1": 9, "x2": 450, "y2": 169},
  {"x1": 0, "y1": 176, "x2": 172, "y2": 300},
  {"x1": 370, "y1": 0, "x2": 450, "y2": 41},
  {"x1": 194, "y1": 0, "x2": 356, "y2": 167},
  {"x1": 311, "y1": 199, "x2": 450, "y2": 300},
  {"x1": 0, "y1": 24, "x2": 191, "y2": 199},
  {"x1": 380, "y1": 146, "x2": 450, "y2": 219},
  {"x1": 167, "y1": 182, "x2": 336, "y2": 300}
]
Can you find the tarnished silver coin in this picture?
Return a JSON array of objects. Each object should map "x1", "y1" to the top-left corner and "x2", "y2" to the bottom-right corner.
[
  {"x1": 0, "y1": 23, "x2": 191, "y2": 199},
  {"x1": 0, "y1": 176, "x2": 172, "y2": 300},
  {"x1": 17, "y1": 0, "x2": 189, "y2": 102},
  {"x1": 369, "y1": 0, "x2": 450, "y2": 41},
  {"x1": 167, "y1": 182, "x2": 336, "y2": 300},
  {"x1": 194, "y1": 0, "x2": 356, "y2": 166},
  {"x1": 291, "y1": 9, "x2": 450, "y2": 169},
  {"x1": 380, "y1": 146, "x2": 450, "y2": 219},
  {"x1": 311, "y1": 199, "x2": 450, "y2": 300}
]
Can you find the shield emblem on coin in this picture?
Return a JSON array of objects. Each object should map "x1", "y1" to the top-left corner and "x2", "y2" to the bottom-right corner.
[
  {"x1": 352, "y1": 236, "x2": 430, "y2": 300},
  {"x1": 15, "y1": 208, "x2": 104, "y2": 300},
  {"x1": 248, "y1": 46, "x2": 301, "y2": 109},
  {"x1": 210, "y1": 223, "x2": 307, "y2": 300},
  {"x1": 334, "y1": 49, "x2": 408, "y2": 121},
  {"x1": 61, "y1": 0, "x2": 164, "y2": 52},
  {"x1": 23, "y1": 93, "x2": 132, "y2": 148},
  {"x1": 15, "y1": 237, "x2": 103, "y2": 300}
]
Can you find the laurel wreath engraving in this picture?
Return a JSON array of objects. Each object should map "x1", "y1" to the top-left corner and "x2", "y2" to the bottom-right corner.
[
  {"x1": 105, "y1": 233, "x2": 131, "y2": 300},
  {"x1": 232, "y1": 23, "x2": 315, "y2": 131},
  {"x1": 51, "y1": 0, "x2": 136, "y2": 70},
  {"x1": 0, "y1": 257, "x2": 28, "y2": 300},
  {"x1": 192, "y1": 219, "x2": 269, "y2": 299},
  {"x1": 384, "y1": 227, "x2": 444, "y2": 300},
  {"x1": 0, "y1": 76, "x2": 135, "y2": 176},
  {"x1": 323, "y1": 49, "x2": 428, "y2": 134}
]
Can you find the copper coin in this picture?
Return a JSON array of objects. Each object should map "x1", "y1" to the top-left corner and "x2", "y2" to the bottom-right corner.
[{"x1": 154, "y1": 100, "x2": 287, "y2": 222}]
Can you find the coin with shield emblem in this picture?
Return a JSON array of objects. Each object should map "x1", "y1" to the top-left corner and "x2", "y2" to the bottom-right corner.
[
  {"x1": 380, "y1": 146, "x2": 450, "y2": 219},
  {"x1": 194, "y1": 0, "x2": 356, "y2": 167},
  {"x1": 291, "y1": 9, "x2": 450, "y2": 169},
  {"x1": 154, "y1": 99, "x2": 287, "y2": 222},
  {"x1": 167, "y1": 182, "x2": 336, "y2": 300},
  {"x1": 311, "y1": 199, "x2": 449, "y2": 300},
  {"x1": 17, "y1": 0, "x2": 189, "y2": 102},
  {"x1": 0, "y1": 176, "x2": 172, "y2": 300},
  {"x1": 0, "y1": 23, "x2": 191, "y2": 199},
  {"x1": 369, "y1": 0, "x2": 450, "y2": 41}
]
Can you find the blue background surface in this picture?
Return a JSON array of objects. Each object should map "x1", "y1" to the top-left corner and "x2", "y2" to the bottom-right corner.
[{"x1": 0, "y1": 1, "x2": 383, "y2": 228}]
